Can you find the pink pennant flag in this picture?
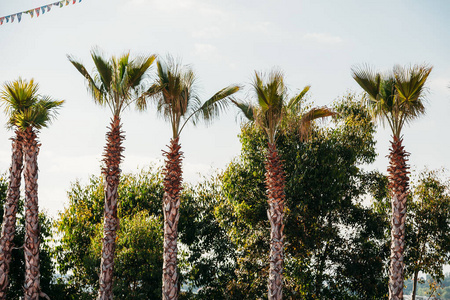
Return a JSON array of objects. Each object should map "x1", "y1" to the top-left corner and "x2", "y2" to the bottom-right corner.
[
  {"x1": 17, "y1": 12, "x2": 22, "y2": 22},
  {"x1": 0, "y1": 17, "x2": 4, "y2": 25},
  {"x1": 47, "y1": 4, "x2": 52, "y2": 11},
  {"x1": 27, "y1": 10, "x2": 34, "y2": 18},
  {"x1": 11, "y1": 14, "x2": 15, "y2": 23},
  {"x1": 35, "y1": 8, "x2": 40, "y2": 17}
]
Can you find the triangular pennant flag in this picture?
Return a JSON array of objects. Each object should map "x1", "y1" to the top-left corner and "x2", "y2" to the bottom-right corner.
[
  {"x1": 65, "y1": 0, "x2": 70, "y2": 6},
  {"x1": 27, "y1": 10, "x2": 34, "y2": 18},
  {"x1": 41, "y1": 6, "x2": 47, "y2": 14},
  {"x1": 60, "y1": 1, "x2": 65, "y2": 7},
  {"x1": 5, "y1": 16, "x2": 10, "y2": 23},
  {"x1": 0, "y1": 17, "x2": 4, "y2": 25},
  {"x1": 47, "y1": 4, "x2": 52, "y2": 11},
  {"x1": 79, "y1": 0, "x2": 82, "y2": 2},
  {"x1": 11, "y1": 14, "x2": 15, "y2": 23},
  {"x1": 73, "y1": 0, "x2": 76, "y2": 4},
  {"x1": 17, "y1": 12, "x2": 22, "y2": 22},
  {"x1": 35, "y1": 8, "x2": 40, "y2": 17}
]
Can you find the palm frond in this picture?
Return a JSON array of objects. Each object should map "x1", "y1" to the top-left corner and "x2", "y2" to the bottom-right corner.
[
  {"x1": 128, "y1": 54, "x2": 156, "y2": 89},
  {"x1": 1, "y1": 78, "x2": 39, "y2": 119},
  {"x1": 67, "y1": 54, "x2": 105, "y2": 105},
  {"x1": 298, "y1": 107, "x2": 336, "y2": 141},
  {"x1": 192, "y1": 85, "x2": 240, "y2": 125},
  {"x1": 287, "y1": 85, "x2": 310, "y2": 114},
  {"x1": 90, "y1": 49, "x2": 113, "y2": 93},
  {"x1": 351, "y1": 64, "x2": 381, "y2": 100},
  {"x1": 231, "y1": 99, "x2": 255, "y2": 122}
]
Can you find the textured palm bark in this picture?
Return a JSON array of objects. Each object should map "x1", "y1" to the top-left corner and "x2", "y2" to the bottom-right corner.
[
  {"x1": 0, "y1": 131, "x2": 23, "y2": 299},
  {"x1": 265, "y1": 143, "x2": 285, "y2": 300},
  {"x1": 162, "y1": 137, "x2": 183, "y2": 300},
  {"x1": 23, "y1": 128, "x2": 45, "y2": 300},
  {"x1": 387, "y1": 136, "x2": 409, "y2": 300},
  {"x1": 97, "y1": 116, "x2": 124, "y2": 300}
]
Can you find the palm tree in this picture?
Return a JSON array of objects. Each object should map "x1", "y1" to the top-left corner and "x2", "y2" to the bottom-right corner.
[
  {"x1": 232, "y1": 70, "x2": 334, "y2": 300},
  {"x1": 68, "y1": 49, "x2": 156, "y2": 300},
  {"x1": 352, "y1": 64, "x2": 432, "y2": 300},
  {"x1": 0, "y1": 78, "x2": 63, "y2": 300},
  {"x1": 138, "y1": 57, "x2": 239, "y2": 300}
]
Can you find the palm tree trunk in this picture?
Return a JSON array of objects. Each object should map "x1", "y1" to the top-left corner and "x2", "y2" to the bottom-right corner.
[
  {"x1": 265, "y1": 143, "x2": 285, "y2": 300},
  {"x1": 23, "y1": 128, "x2": 43, "y2": 300},
  {"x1": 98, "y1": 116, "x2": 124, "y2": 300},
  {"x1": 162, "y1": 137, "x2": 183, "y2": 300},
  {"x1": 0, "y1": 131, "x2": 23, "y2": 299},
  {"x1": 388, "y1": 136, "x2": 409, "y2": 300}
]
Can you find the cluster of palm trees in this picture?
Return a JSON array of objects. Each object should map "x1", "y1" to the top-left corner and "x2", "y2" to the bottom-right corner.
[{"x1": 0, "y1": 47, "x2": 432, "y2": 300}]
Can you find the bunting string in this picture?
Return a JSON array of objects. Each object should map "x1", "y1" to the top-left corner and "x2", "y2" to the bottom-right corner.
[{"x1": 0, "y1": 0, "x2": 82, "y2": 25}]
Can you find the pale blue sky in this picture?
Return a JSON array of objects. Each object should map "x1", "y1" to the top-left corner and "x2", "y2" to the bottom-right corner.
[{"x1": 1, "y1": 0, "x2": 450, "y2": 217}]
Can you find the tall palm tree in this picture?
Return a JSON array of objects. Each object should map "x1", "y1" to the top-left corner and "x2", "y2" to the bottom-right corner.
[
  {"x1": 352, "y1": 64, "x2": 432, "y2": 300},
  {"x1": 68, "y1": 49, "x2": 156, "y2": 300},
  {"x1": 138, "y1": 57, "x2": 239, "y2": 300},
  {"x1": 232, "y1": 70, "x2": 334, "y2": 300},
  {"x1": 0, "y1": 78, "x2": 63, "y2": 300}
]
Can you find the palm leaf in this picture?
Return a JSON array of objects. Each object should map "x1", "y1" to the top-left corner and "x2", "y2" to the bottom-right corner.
[
  {"x1": 298, "y1": 107, "x2": 336, "y2": 141},
  {"x1": 351, "y1": 65, "x2": 381, "y2": 100},
  {"x1": 287, "y1": 85, "x2": 310, "y2": 113},
  {"x1": 193, "y1": 85, "x2": 240, "y2": 125},
  {"x1": 91, "y1": 49, "x2": 113, "y2": 93},
  {"x1": 67, "y1": 54, "x2": 105, "y2": 105},
  {"x1": 231, "y1": 99, "x2": 255, "y2": 122}
]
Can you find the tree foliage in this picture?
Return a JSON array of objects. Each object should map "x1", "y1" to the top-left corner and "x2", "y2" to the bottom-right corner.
[
  {"x1": 404, "y1": 169, "x2": 450, "y2": 298},
  {"x1": 211, "y1": 93, "x2": 390, "y2": 299},
  {"x1": 55, "y1": 168, "x2": 164, "y2": 298}
]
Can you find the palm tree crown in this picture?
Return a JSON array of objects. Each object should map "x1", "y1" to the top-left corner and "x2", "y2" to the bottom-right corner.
[
  {"x1": 234, "y1": 70, "x2": 334, "y2": 142},
  {"x1": 1, "y1": 78, "x2": 63, "y2": 130},
  {"x1": 139, "y1": 57, "x2": 240, "y2": 137},
  {"x1": 351, "y1": 64, "x2": 432, "y2": 138},
  {"x1": 68, "y1": 49, "x2": 156, "y2": 116}
]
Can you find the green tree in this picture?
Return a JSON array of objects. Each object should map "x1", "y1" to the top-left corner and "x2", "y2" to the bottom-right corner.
[
  {"x1": 352, "y1": 64, "x2": 432, "y2": 300},
  {"x1": 231, "y1": 70, "x2": 334, "y2": 300},
  {"x1": 215, "y1": 93, "x2": 389, "y2": 299},
  {"x1": 55, "y1": 169, "x2": 164, "y2": 299},
  {"x1": 405, "y1": 169, "x2": 450, "y2": 300},
  {"x1": 68, "y1": 49, "x2": 156, "y2": 300},
  {"x1": 0, "y1": 78, "x2": 63, "y2": 300},
  {"x1": 139, "y1": 56, "x2": 239, "y2": 300}
]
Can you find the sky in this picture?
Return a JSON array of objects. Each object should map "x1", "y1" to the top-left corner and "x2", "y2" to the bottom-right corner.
[{"x1": 1, "y1": 0, "x2": 450, "y2": 219}]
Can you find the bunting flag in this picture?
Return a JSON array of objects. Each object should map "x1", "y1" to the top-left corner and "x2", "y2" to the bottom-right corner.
[{"x1": 0, "y1": 0, "x2": 83, "y2": 25}]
